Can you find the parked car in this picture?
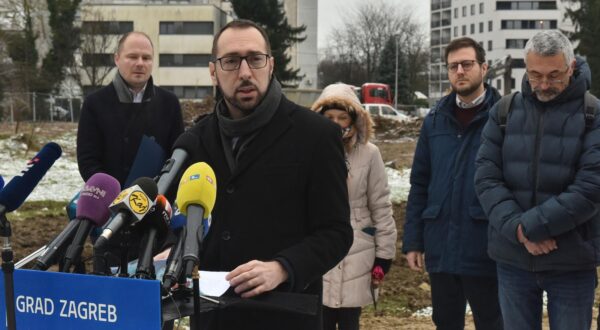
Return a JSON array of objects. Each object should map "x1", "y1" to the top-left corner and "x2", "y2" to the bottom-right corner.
[{"x1": 363, "y1": 103, "x2": 410, "y2": 122}]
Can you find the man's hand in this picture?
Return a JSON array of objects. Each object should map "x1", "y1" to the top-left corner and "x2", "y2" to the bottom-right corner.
[
  {"x1": 226, "y1": 260, "x2": 289, "y2": 298},
  {"x1": 517, "y1": 224, "x2": 557, "y2": 256},
  {"x1": 405, "y1": 251, "x2": 424, "y2": 272}
]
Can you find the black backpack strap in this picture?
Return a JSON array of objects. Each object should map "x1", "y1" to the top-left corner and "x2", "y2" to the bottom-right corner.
[
  {"x1": 584, "y1": 91, "x2": 599, "y2": 131},
  {"x1": 497, "y1": 92, "x2": 518, "y2": 133}
]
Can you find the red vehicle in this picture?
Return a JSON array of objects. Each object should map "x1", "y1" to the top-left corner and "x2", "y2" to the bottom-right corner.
[{"x1": 355, "y1": 83, "x2": 393, "y2": 105}]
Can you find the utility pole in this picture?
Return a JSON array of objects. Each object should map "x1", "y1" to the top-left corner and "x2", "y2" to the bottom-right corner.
[{"x1": 394, "y1": 36, "x2": 399, "y2": 109}]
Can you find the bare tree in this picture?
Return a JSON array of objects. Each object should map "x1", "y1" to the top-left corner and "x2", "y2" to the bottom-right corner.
[
  {"x1": 75, "y1": 7, "x2": 117, "y2": 95},
  {"x1": 329, "y1": 1, "x2": 420, "y2": 80},
  {"x1": 323, "y1": 0, "x2": 429, "y2": 94}
]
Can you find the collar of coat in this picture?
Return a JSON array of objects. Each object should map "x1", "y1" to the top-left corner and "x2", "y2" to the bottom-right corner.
[{"x1": 112, "y1": 72, "x2": 155, "y2": 104}]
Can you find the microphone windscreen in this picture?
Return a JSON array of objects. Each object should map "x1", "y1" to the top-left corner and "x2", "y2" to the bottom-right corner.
[
  {"x1": 133, "y1": 177, "x2": 159, "y2": 202},
  {"x1": 172, "y1": 131, "x2": 199, "y2": 153},
  {"x1": 170, "y1": 212, "x2": 186, "y2": 229},
  {"x1": 76, "y1": 173, "x2": 121, "y2": 226},
  {"x1": 0, "y1": 142, "x2": 62, "y2": 212},
  {"x1": 176, "y1": 162, "x2": 217, "y2": 218}
]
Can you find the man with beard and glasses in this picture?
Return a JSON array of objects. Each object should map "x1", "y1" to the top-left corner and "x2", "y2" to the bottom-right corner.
[
  {"x1": 181, "y1": 19, "x2": 353, "y2": 330},
  {"x1": 403, "y1": 37, "x2": 503, "y2": 329},
  {"x1": 475, "y1": 30, "x2": 600, "y2": 330}
]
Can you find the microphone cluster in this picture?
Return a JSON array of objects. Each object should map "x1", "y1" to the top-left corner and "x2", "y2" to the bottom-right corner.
[{"x1": 8, "y1": 134, "x2": 219, "y2": 299}]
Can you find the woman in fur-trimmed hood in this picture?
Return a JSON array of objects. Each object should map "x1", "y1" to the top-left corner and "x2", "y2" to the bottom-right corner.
[
  {"x1": 311, "y1": 83, "x2": 397, "y2": 330},
  {"x1": 311, "y1": 84, "x2": 374, "y2": 153}
]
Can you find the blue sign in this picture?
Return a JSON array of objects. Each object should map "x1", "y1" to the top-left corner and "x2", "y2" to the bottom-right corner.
[{"x1": 0, "y1": 269, "x2": 161, "y2": 330}]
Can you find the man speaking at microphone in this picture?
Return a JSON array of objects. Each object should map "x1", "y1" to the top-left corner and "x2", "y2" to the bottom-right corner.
[
  {"x1": 77, "y1": 31, "x2": 184, "y2": 187},
  {"x1": 185, "y1": 19, "x2": 352, "y2": 330}
]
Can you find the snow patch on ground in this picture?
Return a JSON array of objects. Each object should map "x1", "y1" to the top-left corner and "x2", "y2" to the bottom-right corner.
[
  {"x1": 0, "y1": 134, "x2": 83, "y2": 202},
  {"x1": 387, "y1": 167, "x2": 411, "y2": 203}
]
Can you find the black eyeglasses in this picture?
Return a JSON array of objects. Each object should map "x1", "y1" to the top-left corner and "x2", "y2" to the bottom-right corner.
[
  {"x1": 214, "y1": 54, "x2": 270, "y2": 71},
  {"x1": 446, "y1": 60, "x2": 481, "y2": 73}
]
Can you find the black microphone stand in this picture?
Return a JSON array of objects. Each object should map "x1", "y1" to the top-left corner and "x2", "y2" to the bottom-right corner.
[
  {"x1": 118, "y1": 229, "x2": 133, "y2": 278},
  {"x1": 0, "y1": 211, "x2": 17, "y2": 330}
]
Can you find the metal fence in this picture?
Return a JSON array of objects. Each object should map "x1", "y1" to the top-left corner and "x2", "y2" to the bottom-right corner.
[{"x1": 0, "y1": 93, "x2": 83, "y2": 123}]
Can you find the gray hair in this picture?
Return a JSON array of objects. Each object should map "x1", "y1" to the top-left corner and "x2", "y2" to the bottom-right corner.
[{"x1": 524, "y1": 30, "x2": 574, "y2": 66}]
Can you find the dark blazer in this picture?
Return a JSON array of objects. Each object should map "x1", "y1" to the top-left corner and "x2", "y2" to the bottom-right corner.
[
  {"x1": 77, "y1": 79, "x2": 184, "y2": 186},
  {"x1": 187, "y1": 96, "x2": 353, "y2": 330},
  {"x1": 403, "y1": 86, "x2": 500, "y2": 277}
]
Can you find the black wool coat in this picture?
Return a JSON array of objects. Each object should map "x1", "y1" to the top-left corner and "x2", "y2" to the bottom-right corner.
[
  {"x1": 77, "y1": 80, "x2": 184, "y2": 187},
  {"x1": 187, "y1": 97, "x2": 353, "y2": 330}
]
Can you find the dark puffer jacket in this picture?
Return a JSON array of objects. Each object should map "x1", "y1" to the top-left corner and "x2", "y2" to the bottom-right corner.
[
  {"x1": 475, "y1": 58, "x2": 600, "y2": 272},
  {"x1": 403, "y1": 85, "x2": 501, "y2": 277}
]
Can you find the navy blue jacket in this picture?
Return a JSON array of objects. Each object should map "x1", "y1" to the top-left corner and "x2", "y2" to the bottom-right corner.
[
  {"x1": 475, "y1": 58, "x2": 600, "y2": 272},
  {"x1": 403, "y1": 85, "x2": 500, "y2": 277}
]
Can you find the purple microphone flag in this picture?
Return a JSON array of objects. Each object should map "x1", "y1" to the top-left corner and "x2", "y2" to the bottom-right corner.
[{"x1": 76, "y1": 173, "x2": 121, "y2": 226}]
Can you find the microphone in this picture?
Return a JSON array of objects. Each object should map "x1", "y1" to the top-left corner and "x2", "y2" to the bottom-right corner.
[
  {"x1": 32, "y1": 173, "x2": 119, "y2": 270},
  {"x1": 134, "y1": 194, "x2": 173, "y2": 279},
  {"x1": 94, "y1": 177, "x2": 158, "y2": 249},
  {"x1": 176, "y1": 162, "x2": 217, "y2": 278},
  {"x1": 61, "y1": 173, "x2": 121, "y2": 272},
  {"x1": 161, "y1": 226, "x2": 184, "y2": 294},
  {"x1": 156, "y1": 132, "x2": 199, "y2": 196},
  {"x1": 0, "y1": 142, "x2": 62, "y2": 216}
]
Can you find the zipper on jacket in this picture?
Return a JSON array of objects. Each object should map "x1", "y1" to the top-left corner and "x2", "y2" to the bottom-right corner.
[{"x1": 530, "y1": 105, "x2": 545, "y2": 272}]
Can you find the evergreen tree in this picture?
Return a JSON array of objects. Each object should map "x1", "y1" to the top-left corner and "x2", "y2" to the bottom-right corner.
[
  {"x1": 376, "y1": 36, "x2": 411, "y2": 105},
  {"x1": 230, "y1": 0, "x2": 306, "y2": 86},
  {"x1": 41, "y1": 0, "x2": 81, "y2": 93},
  {"x1": 564, "y1": 0, "x2": 600, "y2": 95},
  {"x1": 3, "y1": 0, "x2": 81, "y2": 94}
]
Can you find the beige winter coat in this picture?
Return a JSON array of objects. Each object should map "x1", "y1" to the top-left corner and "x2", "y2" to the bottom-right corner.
[{"x1": 312, "y1": 85, "x2": 397, "y2": 308}]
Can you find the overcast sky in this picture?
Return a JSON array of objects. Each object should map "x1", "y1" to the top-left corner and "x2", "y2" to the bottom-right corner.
[{"x1": 317, "y1": 0, "x2": 430, "y2": 49}]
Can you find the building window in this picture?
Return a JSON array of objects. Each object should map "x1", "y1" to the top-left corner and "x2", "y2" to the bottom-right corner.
[
  {"x1": 496, "y1": 1, "x2": 557, "y2": 10},
  {"x1": 462, "y1": 25, "x2": 466, "y2": 36},
  {"x1": 479, "y1": 22, "x2": 484, "y2": 33},
  {"x1": 501, "y1": 20, "x2": 557, "y2": 29},
  {"x1": 480, "y1": 2, "x2": 484, "y2": 13},
  {"x1": 506, "y1": 39, "x2": 529, "y2": 49},
  {"x1": 159, "y1": 54, "x2": 211, "y2": 67},
  {"x1": 471, "y1": 4, "x2": 475, "y2": 15},
  {"x1": 454, "y1": 8, "x2": 458, "y2": 18},
  {"x1": 82, "y1": 53, "x2": 114, "y2": 66},
  {"x1": 462, "y1": 6, "x2": 467, "y2": 16},
  {"x1": 488, "y1": 20, "x2": 493, "y2": 31},
  {"x1": 454, "y1": 26, "x2": 458, "y2": 37},
  {"x1": 511, "y1": 58, "x2": 526, "y2": 68},
  {"x1": 488, "y1": 40, "x2": 492, "y2": 51},
  {"x1": 497, "y1": 79, "x2": 502, "y2": 90},
  {"x1": 81, "y1": 21, "x2": 133, "y2": 34},
  {"x1": 442, "y1": 28, "x2": 451, "y2": 44},
  {"x1": 161, "y1": 86, "x2": 212, "y2": 99},
  {"x1": 159, "y1": 21, "x2": 214, "y2": 35},
  {"x1": 470, "y1": 24, "x2": 475, "y2": 34}
]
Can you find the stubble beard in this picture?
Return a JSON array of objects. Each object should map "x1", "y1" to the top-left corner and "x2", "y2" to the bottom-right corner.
[
  {"x1": 453, "y1": 76, "x2": 483, "y2": 97},
  {"x1": 218, "y1": 78, "x2": 265, "y2": 115},
  {"x1": 533, "y1": 86, "x2": 562, "y2": 102}
]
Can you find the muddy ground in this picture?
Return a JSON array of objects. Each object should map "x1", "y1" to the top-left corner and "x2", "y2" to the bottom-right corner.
[{"x1": 2, "y1": 120, "x2": 599, "y2": 329}]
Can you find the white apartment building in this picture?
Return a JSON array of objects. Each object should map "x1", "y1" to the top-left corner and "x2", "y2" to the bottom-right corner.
[
  {"x1": 79, "y1": 0, "x2": 232, "y2": 99},
  {"x1": 283, "y1": 0, "x2": 318, "y2": 89},
  {"x1": 429, "y1": 0, "x2": 576, "y2": 103}
]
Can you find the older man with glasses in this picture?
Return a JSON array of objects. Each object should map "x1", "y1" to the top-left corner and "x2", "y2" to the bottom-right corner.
[
  {"x1": 475, "y1": 30, "x2": 600, "y2": 330},
  {"x1": 403, "y1": 37, "x2": 503, "y2": 329}
]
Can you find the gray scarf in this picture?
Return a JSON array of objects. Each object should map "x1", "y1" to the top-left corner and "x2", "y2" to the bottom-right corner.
[
  {"x1": 112, "y1": 72, "x2": 153, "y2": 103},
  {"x1": 216, "y1": 78, "x2": 282, "y2": 170}
]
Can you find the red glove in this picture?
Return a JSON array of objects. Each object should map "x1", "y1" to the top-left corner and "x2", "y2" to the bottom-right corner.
[{"x1": 372, "y1": 265, "x2": 385, "y2": 281}]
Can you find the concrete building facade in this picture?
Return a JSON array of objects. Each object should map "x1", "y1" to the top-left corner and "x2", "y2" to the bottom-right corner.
[
  {"x1": 80, "y1": 0, "x2": 232, "y2": 99},
  {"x1": 283, "y1": 0, "x2": 318, "y2": 89},
  {"x1": 429, "y1": 0, "x2": 576, "y2": 103}
]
